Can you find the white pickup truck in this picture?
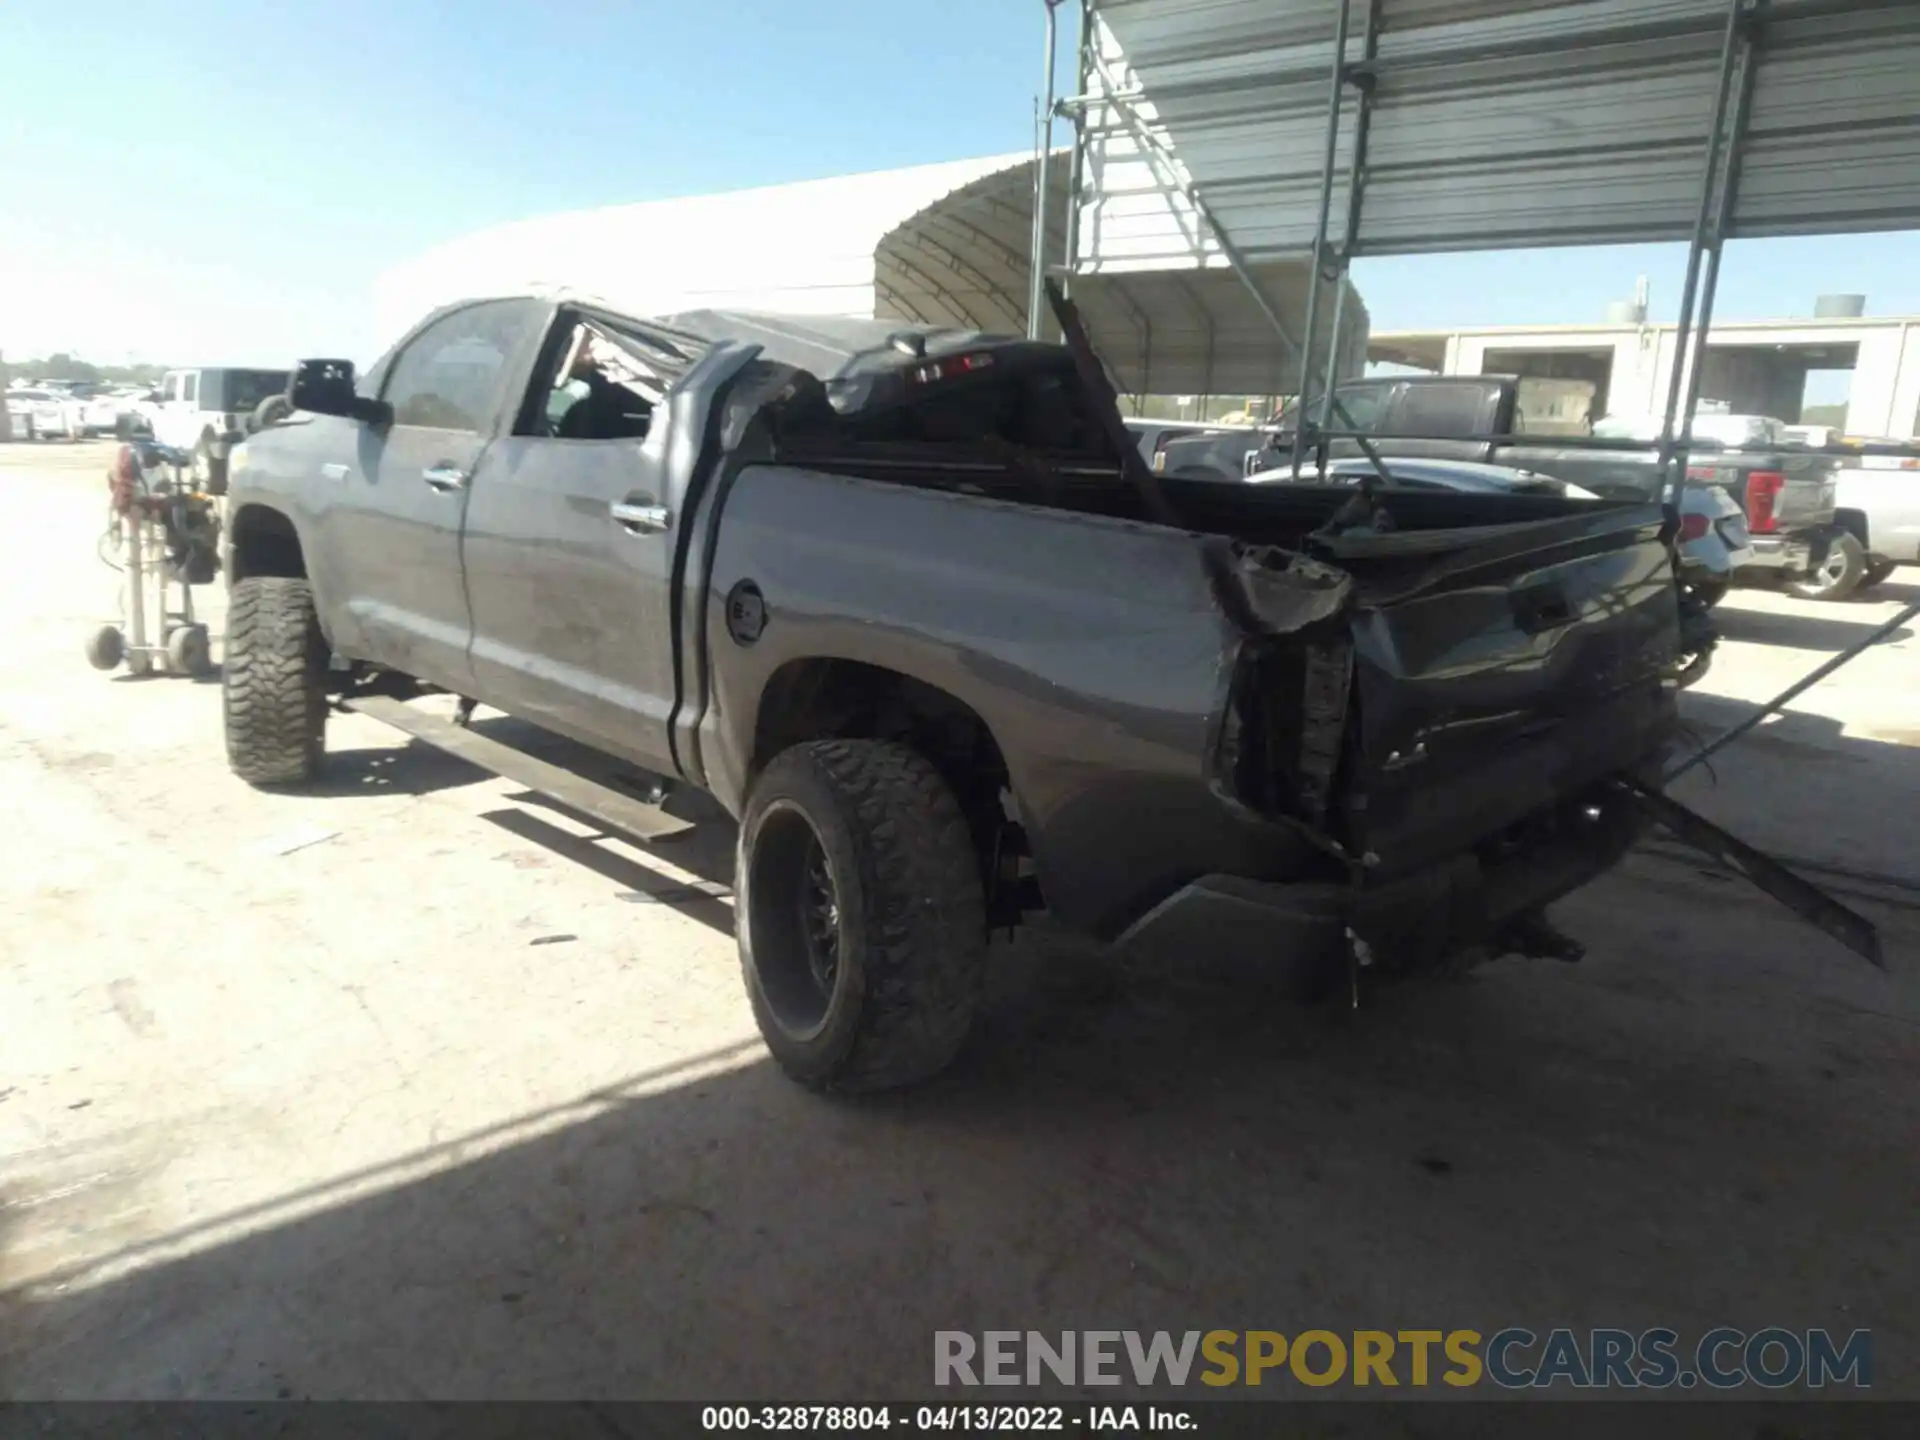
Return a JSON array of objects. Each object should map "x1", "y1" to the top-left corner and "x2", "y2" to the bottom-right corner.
[
  {"x1": 150, "y1": 366, "x2": 290, "y2": 492},
  {"x1": 1789, "y1": 425, "x2": 1919, "y2": 585}
]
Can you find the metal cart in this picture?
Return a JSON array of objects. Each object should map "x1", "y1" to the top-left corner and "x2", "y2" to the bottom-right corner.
[{"x1": 86, "y1": 441, "x2": 220, "y2": 678}]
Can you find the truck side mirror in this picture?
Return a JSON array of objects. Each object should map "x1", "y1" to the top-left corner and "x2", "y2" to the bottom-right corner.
[{"x1": 290, "y1": 358, "x2": 390, "y2": 425}]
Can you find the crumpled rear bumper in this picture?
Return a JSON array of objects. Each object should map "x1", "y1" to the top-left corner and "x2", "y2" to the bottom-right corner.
[{"x1": 1117, "y1": 783, "x2": 1647, "y2": 972}]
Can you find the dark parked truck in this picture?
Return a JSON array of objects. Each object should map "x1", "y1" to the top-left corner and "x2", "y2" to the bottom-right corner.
[
  {"x1": 220, "y1": 292, "x2": 1878, "y2": 1091},
  {"x1": 1163, "y1": 375, "x2": 1856, "y2": 599}
]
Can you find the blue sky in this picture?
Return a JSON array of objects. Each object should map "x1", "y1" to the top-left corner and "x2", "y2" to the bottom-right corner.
[{"x1": 2, "y1": 0, "x2": 1916, "y2": 374}]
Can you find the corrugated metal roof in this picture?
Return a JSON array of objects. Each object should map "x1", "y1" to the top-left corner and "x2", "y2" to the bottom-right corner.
[{"x1": 1079, "y1": 0, "x2": 1920, "y2": 260}]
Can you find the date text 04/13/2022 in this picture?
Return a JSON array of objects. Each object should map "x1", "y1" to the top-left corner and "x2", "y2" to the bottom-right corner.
[{"x1": 700, "y1": 1404, "x2": 1194, "y2": 1431}]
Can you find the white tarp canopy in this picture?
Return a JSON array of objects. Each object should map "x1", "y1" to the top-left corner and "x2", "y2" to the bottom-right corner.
[{"x1": 374, "y1": 152, "x2": 1366, "y2": 399}]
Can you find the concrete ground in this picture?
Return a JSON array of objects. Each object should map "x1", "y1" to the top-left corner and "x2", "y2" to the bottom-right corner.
[{"x1": 2, "y1": 440, "x2": 1917, "y2": 1402}]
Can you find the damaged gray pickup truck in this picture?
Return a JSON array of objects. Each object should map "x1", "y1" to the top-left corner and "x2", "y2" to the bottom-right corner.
[{"x1": 221, "y1": 285, "x2": 1880, "y2": 1091}]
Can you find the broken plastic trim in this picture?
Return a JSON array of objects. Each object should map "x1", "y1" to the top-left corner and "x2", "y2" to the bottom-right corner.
[{"x1": 1224, "y1": 546, "x2": 1354, "y2": 634}]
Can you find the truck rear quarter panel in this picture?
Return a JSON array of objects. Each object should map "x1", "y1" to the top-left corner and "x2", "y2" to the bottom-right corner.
[
  {"x1": 700, "y1": 465, "x2": 1318, "y2": 936},
  {"x1": 1837, "y1": 464, "x2": 1920, "y2": 561}
]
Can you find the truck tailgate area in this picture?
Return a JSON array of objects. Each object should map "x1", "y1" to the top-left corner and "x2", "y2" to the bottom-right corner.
[{"x1": 1333, "y1": 508, "x2": 1681, "y2": 874}]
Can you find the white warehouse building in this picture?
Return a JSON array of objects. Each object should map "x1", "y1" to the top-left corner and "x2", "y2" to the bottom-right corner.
[{"x1": 1369, "y1": 311, "x2": 1920, "y2": 439}]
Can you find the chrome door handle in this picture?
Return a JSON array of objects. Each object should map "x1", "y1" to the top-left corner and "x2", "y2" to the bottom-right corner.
[
  {"x1": 422, "y1": 464, "x2": 468, "y2": 492},
  {"x1": 610, "y1": 500, "x2": 671, "y2": 533}
]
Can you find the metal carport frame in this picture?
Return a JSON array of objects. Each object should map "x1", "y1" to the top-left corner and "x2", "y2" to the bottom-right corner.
[
  {"x1": 1029, "y1": 0, "x2": 1920, "y2": 817},
  {"x1": 1035, "y1": 0, "x2": 1920, "y2": 479}
]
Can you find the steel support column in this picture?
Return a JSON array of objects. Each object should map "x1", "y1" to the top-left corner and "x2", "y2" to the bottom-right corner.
[
  {"x1": 1674, "y1": 0, "x2": 1765, "y2": 464},
  {"x1": 1029, "y1": 0, "x2": 1065, "y2": 339},
  {"x1": 1315, "y1": 0, "x2": 1381, "y2": 436},
  {"x1": 1058, "y1": 0, "x2": 1092, "y2": 300},
  {"x1": 1656, "y1": 0, "x2": 1756, "y2": 508},
  {"x1": 1289, "y1": 0, "x2": 1354, "y2": 478}
]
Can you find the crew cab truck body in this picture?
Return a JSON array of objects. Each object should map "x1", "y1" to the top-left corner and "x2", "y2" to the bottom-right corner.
[
  {"x1": 220, "y1": 294, "x2": 1870, "y2": 1091},
  {"x1": 1163, "y1": 376, "x2": 1853, "y2": 600}
]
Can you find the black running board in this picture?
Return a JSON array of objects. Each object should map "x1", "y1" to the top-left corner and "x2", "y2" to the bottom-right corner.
[{"x1": 341, "y1": 694, "x2": 695, "y2": 843}]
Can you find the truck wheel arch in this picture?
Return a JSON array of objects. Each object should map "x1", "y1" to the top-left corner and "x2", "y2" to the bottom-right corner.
[
  {"x1": 748, "y1": 658, "x2": 1030, "y2": 917},
  {"x1": 1834, "y1": 507, "x2": 1870, "y2": 550},
  {"x1": 228, "y1": 503, "x2": 310, "y2": 583}
]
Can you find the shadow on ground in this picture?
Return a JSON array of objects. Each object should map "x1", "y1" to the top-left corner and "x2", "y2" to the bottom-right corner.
[
  {"x1": 5, "y1": 868, "x2": 1915, "y2": 1402},
  {"x1": 302, "y1": 713, "x2": 687, "y2": 803},
  {"x1": 1672, "y1": 690, "x2": 1920, "y2": 884},
  {"x1": 1854, "y1": 577, "x2": 1919, "y2": 608},
  {"x1": 302, "y1": 743, "x2": 492, "y2": 799},
  {"x1": 7, "y1": 699, "x2": 1917, "y2": 1407},
  {"x1": 1709, "y1": 605, "x2": 1910, "y2": 652}
]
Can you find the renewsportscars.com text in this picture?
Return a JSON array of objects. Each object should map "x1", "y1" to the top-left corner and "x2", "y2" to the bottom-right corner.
[{"x1": 934, "y1": 1328, "x2": 1872, "y2": 1390}]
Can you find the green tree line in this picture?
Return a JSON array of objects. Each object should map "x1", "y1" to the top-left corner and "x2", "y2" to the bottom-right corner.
[{"x1": 3, "y1": 352, "x2": 168, "y2": 386}]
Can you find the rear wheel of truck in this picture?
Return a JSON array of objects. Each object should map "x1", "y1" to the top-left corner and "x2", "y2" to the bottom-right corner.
[
  {"x1": 1786, "y1": 532, "x2": 1866, "y2": 602},
  {"x1": 738, "y1": 738, "x2": 986, "y2": 1092},
  {"x1": 224, "y1": 576, "x2": 327, "y2": 787}
]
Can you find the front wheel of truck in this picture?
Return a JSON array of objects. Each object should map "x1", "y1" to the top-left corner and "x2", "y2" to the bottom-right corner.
[
  {"x1": 224, "y1": 576, "x2": 328, "y2": 787},
  {"x1": 738, "y1": 738, "x2": 987, "y2": 1092}
]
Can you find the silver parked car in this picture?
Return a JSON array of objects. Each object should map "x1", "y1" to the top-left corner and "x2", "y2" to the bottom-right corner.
[{"x1": 3, "y1": 388, "x2": 85, "y2": 441}]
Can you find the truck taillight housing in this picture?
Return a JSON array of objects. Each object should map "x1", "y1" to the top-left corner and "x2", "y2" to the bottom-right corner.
[
  {"x1": 1745, "y1": 470, "x2": 1786, "y2": 534},
  {"x1": 910, "y1": 352, "x2": 995, "y2": 385},
  {"x1": 1678, "y1": 512, "x2": 1711, "y2": 541}
]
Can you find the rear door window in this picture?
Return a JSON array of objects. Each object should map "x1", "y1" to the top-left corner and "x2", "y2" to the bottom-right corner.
[
  {"x1": 1288, "y1": 383, "x2": 1395, "y2": 434},
  {"x1": 202, "y1": 369, "x2": 291, "y2": 414},
  {"x1": 516, "y1": 312, "x2": 706, "y2": 440},
  {"x1": 1330, "y1": 384, "x2": 1395, "y2": 433},
  {"x1": 1385, "y1": 382, "x2": 1490, "y2": 437}
]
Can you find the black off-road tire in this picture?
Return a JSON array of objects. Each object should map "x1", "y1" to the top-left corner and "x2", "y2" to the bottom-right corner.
[
  {"x1": 738, "y1": 739, "x2": 987, "y2": 1093},
  {"x1": 224, "y1": 577, "x2": 327, "y2": 786}
]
